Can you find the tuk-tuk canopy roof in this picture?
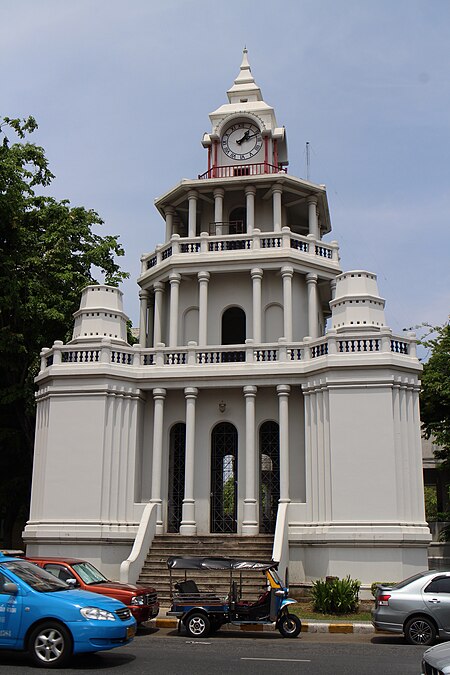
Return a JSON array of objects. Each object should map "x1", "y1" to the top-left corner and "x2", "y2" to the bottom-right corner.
[{"x1": 167, "y1": 556, "x2": 277, "y2": 571}]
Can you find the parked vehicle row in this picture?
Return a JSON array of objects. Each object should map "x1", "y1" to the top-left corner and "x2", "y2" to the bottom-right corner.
[
  {"x1": 0, "y1": 552, "x2": 136, "y2": 667},
  {"x1": 25, "y1": 555, "x2": 159, "y2": 625}
]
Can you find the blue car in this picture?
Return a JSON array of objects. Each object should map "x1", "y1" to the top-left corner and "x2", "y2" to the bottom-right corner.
[{"x1": 0, "y1": 553, "x2": 136, "y2": 667}]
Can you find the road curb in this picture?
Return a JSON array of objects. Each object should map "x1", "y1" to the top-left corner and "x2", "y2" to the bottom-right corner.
[{"x1": 151, "y1": 616, "x2": 375, "y2": 634}]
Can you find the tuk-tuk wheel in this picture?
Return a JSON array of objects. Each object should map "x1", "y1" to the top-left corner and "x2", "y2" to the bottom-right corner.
[
  {"x1": 278, "y1": 613, "x2": 302, "y2": 638},
  {"x1": 185, "y1": 612, "x2": 211, "y2": 638}
]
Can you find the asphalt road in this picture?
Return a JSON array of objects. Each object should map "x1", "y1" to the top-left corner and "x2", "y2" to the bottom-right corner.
[{"x1": 0, "y1": 626, "x2": 428, "y2": 674}]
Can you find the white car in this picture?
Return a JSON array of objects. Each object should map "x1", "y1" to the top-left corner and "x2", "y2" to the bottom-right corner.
[{"x1": 422, "y1": 641, "x2": 450, "y2": 674}]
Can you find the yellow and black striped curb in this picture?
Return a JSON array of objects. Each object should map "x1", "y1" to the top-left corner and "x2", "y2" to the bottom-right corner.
[{"x1": 150, "y1": 616, "x2": 375, "y2": 634}]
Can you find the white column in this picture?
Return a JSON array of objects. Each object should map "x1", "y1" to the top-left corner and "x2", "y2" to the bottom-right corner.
[
  {"x1": 272, "y1": 185, "x2": 283, "y2": 232},
  {"x1": 168, "y1": 272, "x2": 181, "y2": 348},
  {"x1": 147, "y1": 294, "x2": 155, "y2": 347},
  {"x1": 153, "y1": 282, "x2": 165, "y2": 346},
  {"x1": 198, "y1": 271, "x2": 210, "y2": 347},
  {"x1": 214, "y1": 188, "x2": 224, "y2": 235},
  {"x1": 188, "y1": 190, "x2": 198, "y2": 238},
  {"x1": 138, "y1": 289, "x2": 149, "y2": 347},
  {"x1": 165, "y1": 206, "x2": 175, "y2": 241},
  {"x1": 306, "y1": 273, "x2": 318, "y2": 339},
  {"x1": 330, "y1": 278, "x2": 337, "y2": 301},
  {"x1": 150, "y1": 388, "x2": 166, "y2": 533},
  {"x1": 243, "y1": 385, "x2": 258, "y2": 534},
  {"x1": 180, "y1": 387, "x2": 198, "y2": 535},
  {"x1": 245, "y1": 185, "x2": 256, "y2": 234},
  {"x1": 281, "y1": 266, "x2": 294, "y2": 341},
  {"x1": 307, "y1": 196, "x2": 319, "y2": 239},
  {"x1": 251, "y1": 268, "x2": 263, "y2": 343},
  {"x1": 277, "y1": 384, "x2": 291, "y2": 504}
]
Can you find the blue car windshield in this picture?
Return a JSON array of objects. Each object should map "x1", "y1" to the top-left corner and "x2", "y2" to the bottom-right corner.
[{"x1": 3, "y1": 560, "x2": 69, "y2": 593}]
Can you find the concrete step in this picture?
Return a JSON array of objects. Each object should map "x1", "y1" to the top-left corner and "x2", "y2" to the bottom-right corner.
[{"x1": 138, "y1": 533, "x2": 274, "y2": 606}]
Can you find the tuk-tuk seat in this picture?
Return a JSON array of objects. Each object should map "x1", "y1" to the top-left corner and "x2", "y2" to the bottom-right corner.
[{"x1": 175, "y1": 579, "x2": 200, "y2": 594}]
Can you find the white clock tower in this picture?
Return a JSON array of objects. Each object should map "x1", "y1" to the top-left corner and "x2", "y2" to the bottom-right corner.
[{"x1": 25, "y1": 51, "x2": 430, "y2": 588}]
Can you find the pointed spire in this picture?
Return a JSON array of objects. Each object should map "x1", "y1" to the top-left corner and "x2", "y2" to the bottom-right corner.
[{"x1": 227, "y1": 48, "x2": 263, "y2": 103}]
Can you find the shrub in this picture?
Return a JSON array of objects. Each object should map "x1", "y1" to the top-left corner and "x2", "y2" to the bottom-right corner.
[
  {"x1": 311, "y1": 575, "x2": 360, "y2": 614},
  {"x1": 371, "y1": 581, "x2": 397, "y2": 598}
]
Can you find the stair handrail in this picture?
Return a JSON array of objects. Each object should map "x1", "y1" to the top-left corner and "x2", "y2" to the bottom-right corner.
[
  {"x1": 120, "y1": 502, "x2": 158, "y2": 584},
  {"x1": 272, "y1": 502, "x2": 290, "y2": 580}
]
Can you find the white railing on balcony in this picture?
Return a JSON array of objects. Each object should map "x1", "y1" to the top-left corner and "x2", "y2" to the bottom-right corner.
[
  {"x1": 40, "y1": 331, "x2": 416, "y2": 373},
  {"x1": 142, "y1": 228, "x2": 339, "y2": 272}
]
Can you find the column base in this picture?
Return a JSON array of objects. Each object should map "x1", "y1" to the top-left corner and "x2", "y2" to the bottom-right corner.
[
  {"x1": 242, "y1": 499, "x2": 258, "y2": 534},
  {"x1": 179, "y1": 523, "x2": 197, "y2": 536},
  {"x1": 180, "y1": 499, "x2": 196, "y2": 535},
  {"x1": 242, "y1": 523, "x2": 259, "y2": 535}
]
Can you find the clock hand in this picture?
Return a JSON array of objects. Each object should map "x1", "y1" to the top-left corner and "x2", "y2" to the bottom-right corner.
[
  {"x1": 236, "y1": 130, "x2": 250, "y2": 145},
  {"x1": 237, "y1": 131, "x2": 260, "y2": 144}
]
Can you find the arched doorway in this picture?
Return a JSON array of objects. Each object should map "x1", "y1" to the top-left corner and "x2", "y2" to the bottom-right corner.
[
  {"x1": 259, "y1": 421, "x2": 280, "y2": 533},
  {"x1": 229, "y1": 206, "x2": 246, "y2": 234},
  {"x1": 222, "y1": 306, "x2": 246, "y2": 345},
  {"x1": 168, "y1": 423, "x2": 186, "y2": 533},
  {"x1": 211, "y1": 422, "x2": 238, "y2": 533}
]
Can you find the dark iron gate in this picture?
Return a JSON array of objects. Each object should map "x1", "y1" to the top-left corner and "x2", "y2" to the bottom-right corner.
[
  {"x1": 211, "y1": 422, "x2": 238, "y2": 533},
  {"x1": 168, "y1": 423, "x2": 186, "y2": 533},
  {"x1": 259, "y1": 421, "x2": 280, "y2": 534}
]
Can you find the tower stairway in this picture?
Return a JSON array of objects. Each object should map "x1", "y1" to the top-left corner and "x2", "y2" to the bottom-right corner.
[{"x1": 138, "y1": 534, "x2": 274, "y2": 606}]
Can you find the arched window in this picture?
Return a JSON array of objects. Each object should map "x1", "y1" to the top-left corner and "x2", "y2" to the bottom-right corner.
[
  {"x1": 168, "y1": 423, "x2": 186, "y2": 533},
  {"x1": 229, "y1": 206, "x2": 246, "y2": 234},
  {"x1": 222, "y1": 306, "x2": 246, "y2": 345},
  {"x1": 211, "y1": 422, "x2": 238, "y2": 533},
  {"x1": 259, "y1": 421, "x2": 280, "y2": 533}
]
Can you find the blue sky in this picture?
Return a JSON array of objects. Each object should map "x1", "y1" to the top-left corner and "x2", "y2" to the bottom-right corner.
[{"x1": 2, "y1": 0, "x2": 449, "y2": 344}]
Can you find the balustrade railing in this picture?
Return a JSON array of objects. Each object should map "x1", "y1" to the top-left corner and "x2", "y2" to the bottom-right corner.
[
  {"x1": 41, "y1": 330, "x2": 414, "y2": 374},
  {"x1": 198, "y1": 163, "x2": 285, "y2": 180},
  {"x1": 142, "y1": 229, "x2": 339, "y2": 272}
]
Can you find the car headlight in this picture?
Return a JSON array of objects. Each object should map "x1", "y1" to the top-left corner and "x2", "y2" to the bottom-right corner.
[
  {"x1": 131, "y1": 595, "x2": 144, "y2": 605},
  {"x1": 80, "y1": 606, "x2": 116, "y2": 621}
]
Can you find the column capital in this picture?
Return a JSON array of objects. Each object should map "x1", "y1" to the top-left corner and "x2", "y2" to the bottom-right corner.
[
  {"x1": 307, "y1": 195, "x2": 318, "y2": 206},
  {"x1": 306, "y1": 272, "x2": 318, "y2": 285},
  {"x1": 184, "y1": 386, "x2": 199, "y2": 398},
  {"x1": 188, "y1": 189, "x2": 198, "y2": 200},
  {"x1": 164, "y1": 205, "x2": 176, "y2": 216},
  {"x1": 213, "y1": 187, "x2": 225, "y2": 198},
  {"x1": 281, "y1": 266, "x2": 294, "y2": 278},
  {"x1": 169, "y1": 271, "x2": 181, "y2": 284},
  {"x1": 198, "y1": 270, "x2": 210, "y2": 283},
  {"x1": 139, "y1": 289, "x2": 149, "y2": 300},
  {"x1": 277, "y1": 384, "x2": 291, "y2": 397},
  {"x1": 243, "y1": 385, "x2": 257, "y2": 397},
  {"x1": 152, "y1": 388, "x2": 167, "y2": 400},
  {"x1": 245, "y1": 184, "x2": 257, "y2": 196},
  {"x1": 153, "y1": 281, "x2": 165, "y2": 293},
  {"x1": 272, "y1": 183, "x2": 283, "y2": 195},
  {"x1": 251, "y1": 267, "x2": 263, "y2": 280}
]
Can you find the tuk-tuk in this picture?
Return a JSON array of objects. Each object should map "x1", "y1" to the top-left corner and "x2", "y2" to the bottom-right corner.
[{"x1": 166, "y1": 555, "x2": 301, "y2": 638}]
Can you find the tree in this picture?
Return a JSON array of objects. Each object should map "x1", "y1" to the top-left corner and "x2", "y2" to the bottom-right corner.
[
  {"x1": 420, "y1": 321, "x2": 450, "y2": 465},
  {"x1": 0, "y1": 116, "x2": 129, "y2": 546}
]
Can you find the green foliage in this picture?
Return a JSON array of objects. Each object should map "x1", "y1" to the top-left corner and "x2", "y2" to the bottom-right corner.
[
  {"x1": 0, "y1": 115, "x2": 129, "y2": 546},
  {"x1": 371, "y1": 582, "x2": 396, "y2": 598},
  {"x1": 417, "y1": 322, "x2": 450, "y2": 465},
  {"x1": 311, "y1": 576, "x2": 360, "y2": 614},
  {"x1": 424, "y1": 485, "x2": 438, "y2": 521}
]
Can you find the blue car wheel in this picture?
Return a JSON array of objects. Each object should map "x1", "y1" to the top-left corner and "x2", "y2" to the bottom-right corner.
[{"x1": 28, "y1": 621, "x2": 72, "y2": 667}]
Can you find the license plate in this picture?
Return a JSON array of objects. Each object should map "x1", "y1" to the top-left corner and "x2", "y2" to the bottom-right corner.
[{"x1": 127, "y1": 625, "x2": 136, "y2": 639}]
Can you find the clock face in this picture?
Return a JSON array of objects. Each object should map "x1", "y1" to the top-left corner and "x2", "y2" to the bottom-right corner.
[{"x1": 221, "y1": 122, "x2": 263, "y2": 161}]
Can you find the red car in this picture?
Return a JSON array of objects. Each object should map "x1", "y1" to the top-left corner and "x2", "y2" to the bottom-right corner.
[{"x1": 26, "y1": 556, "x2": 159, "y2": 624}]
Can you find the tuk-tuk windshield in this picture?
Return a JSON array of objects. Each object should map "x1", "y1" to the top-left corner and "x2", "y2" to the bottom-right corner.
[{"x1": 268, "y1": 568, "x2": 284, "y2": 588}]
